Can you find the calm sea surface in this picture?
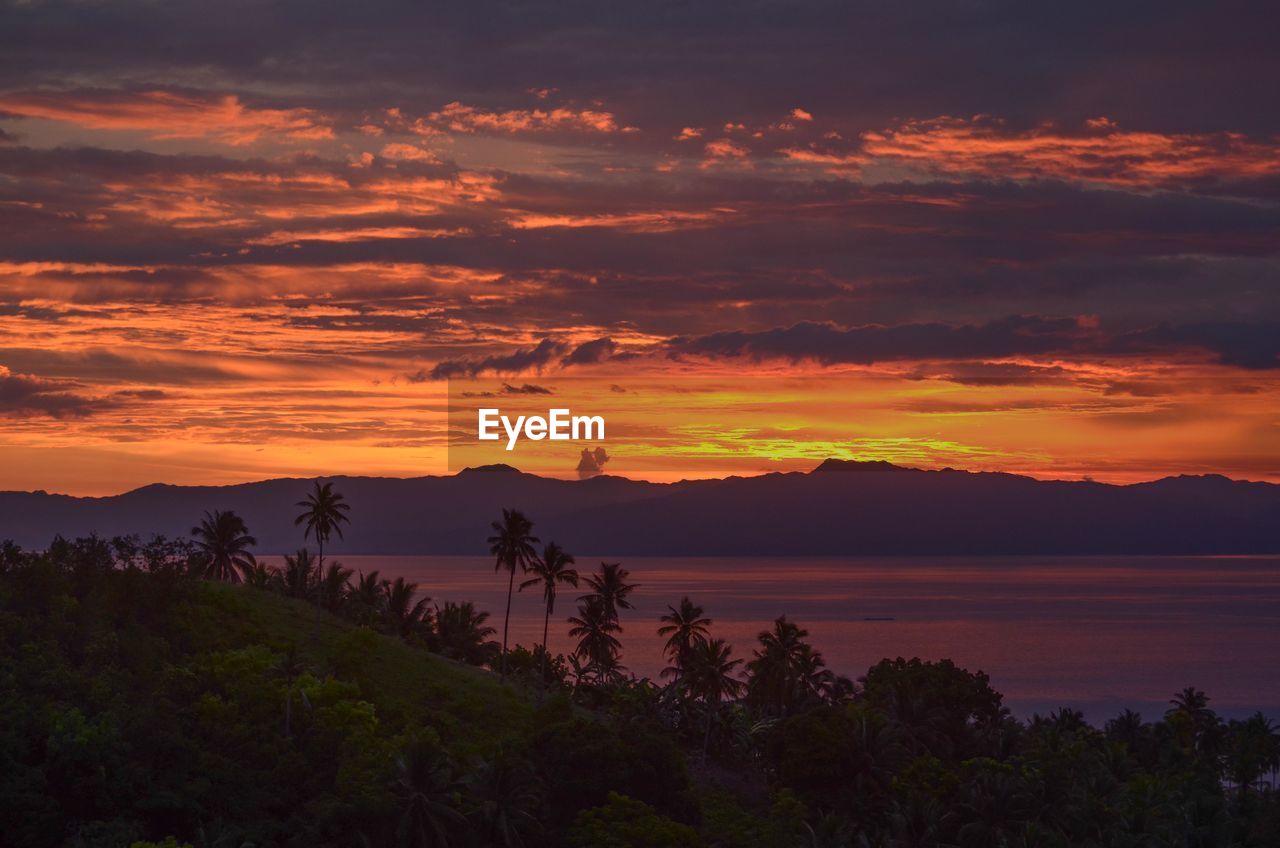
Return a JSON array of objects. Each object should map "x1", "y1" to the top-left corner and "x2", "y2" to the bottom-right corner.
[{"x1": 278, "y1": 555, "x2": 1280, "y2": 721}]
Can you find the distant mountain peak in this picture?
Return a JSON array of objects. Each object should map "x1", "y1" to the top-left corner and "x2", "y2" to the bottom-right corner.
[
  {"x1": 811, "y1": 458, "x2": 910, "y2": 474},
  {"x1": 458, "y1": 463, "x2": 523, "y2": 475}
]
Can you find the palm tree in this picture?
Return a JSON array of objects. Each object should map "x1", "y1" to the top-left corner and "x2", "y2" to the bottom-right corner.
[
  {"x1": 487, "y1": 509, "x2": 539, "y2": 681},
  {"x1": 384, "y1": 576, "x2": 432, "y2": 640},
  {"x1": 432, "y1": 601, "x2": 498, "y2": 665},
  {"x1": 567, "y1": 595, "x2": 621, "y2": 681},
  {"x1": 657, "y1": 596, "x2": 712, "y2": 680},
  {"x1": 273, "y1": 646, "x2": 311, "y2": 739},
  {"x1": 316, "y1": 560, "x2": 353, "y2": 612},
  {"x1": 394, "y1": 736, "x2": 465, "y2": 848},
  {"x1": 580, "y1": 562, "x2": 636, "y2": 628},
  {"x1": 467, "y1": 745, "x2": 540, "y2": 848},
  {"x1": 241, "y1": 560, "x2": 275, "y2": 589},
  {"x1": 280, "y1": 547, "x2": 316, "y2": 599},
  {"x1": 746, "y1": 616, "x2": 813, "y2": 717},
  {"x1": 519, "y1": 541, "x2": 578, "y2": 686},
  {"x1": 190, "y1": 509, "x2": 257, "y2": 582},
  {"x1": 683, "y1": 637, "x2": 744, "y2": 761},
  {"x1": 351, "y1": 569, "x2": 384, "y2": 624},
  {"x1": 294, "y1": 480, "x2": 350, "y2": 573}
]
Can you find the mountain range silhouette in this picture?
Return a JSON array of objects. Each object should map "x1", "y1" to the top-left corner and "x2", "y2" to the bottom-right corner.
[{"x1": 1, "y1": 461, "x2": 1275, "y2": 555}]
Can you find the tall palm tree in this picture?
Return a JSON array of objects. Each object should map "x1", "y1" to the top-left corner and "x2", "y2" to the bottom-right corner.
[
  {"x1": 394, "y1": 736, "x2": 465, "y2": 848},
  {"x1": 683, "y1": 636, "x2": 744, "y2": 761},
  {"x1": 519, "y1": 541, "x2": 578, "y2": 685},
  {"x1": 567, "y1": 595, "x2": 622, "y2": 681},
  {"x1": 294, "y1": 480, "x2": 351, "y2": 573},
  {"x1": 657, "y1": 596, "x2": 712, "y2": 680},
  {"x1": 487, "y1": 509, "x2": 539, "y2": 681},
  {"x1": 190, "y1": 509, "x2": 257, "y2": 582},
  {"x1": 580, "y1": 562, "x2": 636, "y2": 628}
]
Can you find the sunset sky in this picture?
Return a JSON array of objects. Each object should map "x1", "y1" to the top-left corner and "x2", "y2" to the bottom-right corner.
[{"x1": 1, "y1": 1, "x2": 1278, "y2": 494}]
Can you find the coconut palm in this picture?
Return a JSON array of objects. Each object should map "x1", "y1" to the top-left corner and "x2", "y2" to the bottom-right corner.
[
  {"x1": 657, "y1": 596, "x2": 712, "y2": 680},
  {"x1": 746, "y1": 616, "x2": 816, "y2": 717},
  {"x1": 567, "y1": 595, "x2": 622, "y2": 681},
  {"x1": 432, "y1": 601, "x2": 498, "y2": 665},
  {"x1": 683, "y1": 636, "x2": 744, "y2": 760},
  {"x1": 294, "y1": 480, "x2": 350, "y2": 572},
  {"x1": 487, "y1": 509, "x2": 539, "y2": 681},
  {"x1": 519, "y1": 542, "x2": 578, "y2": 686},
  {"x1": 241, "y1": 560, "x2": 275, "y2": 589},
  {"x1": 350, "y1": 569, "x2": 384, "y2": 623},
  {"x1": 273, "y1": 645, "x2": 311, "y2": 739},
  {"x1": 316, "y1": 560, "x2": 353, "y2": 612},
  {"x1": 467, "y1": 745, "x2": 540, "y2": 848},
  {"x1": 580, "y1": 562, "x2": 636, "y2": 628},
  {"x1": 384, "y1": 576, "x2": 432, "y2": 640},
  {"x1": 190, "y1": 509, "x2": 257, "y2": 582},
  {"x1": 394, "y1": 736, "x2": 465, "y2": 848},
  {"x1": 279, "y1": 547, "x2": 316, "y2": 599}
]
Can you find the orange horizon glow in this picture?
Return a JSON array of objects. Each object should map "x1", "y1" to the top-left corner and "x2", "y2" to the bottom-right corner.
[{"x1": 2, "y1": 86, "x2": 1278, "y2": 496}]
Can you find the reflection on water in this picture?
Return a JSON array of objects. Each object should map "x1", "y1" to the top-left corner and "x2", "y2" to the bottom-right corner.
[{"x1": 270, "y1": 554, "x2": 1280, "y2": 721}]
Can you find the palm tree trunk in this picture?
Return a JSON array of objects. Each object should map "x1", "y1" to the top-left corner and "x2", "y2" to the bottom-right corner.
[
  {"x1": 311, "y1": 537, "x2": 324, "y2": 643},
  {"x1": 702, "y1": 703, "x2": 713, "y2": 764},
  {"x1": 500, "y1": 562, "x2": 515, "y2": 681},
  {"x1": 541, "y1": 602, "x2": 551, "y2": 691}
]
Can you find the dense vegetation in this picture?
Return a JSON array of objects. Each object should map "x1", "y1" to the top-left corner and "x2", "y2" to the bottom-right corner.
[{"x1": 1, "y1": 485, "x2": 1278, "y2": 847}]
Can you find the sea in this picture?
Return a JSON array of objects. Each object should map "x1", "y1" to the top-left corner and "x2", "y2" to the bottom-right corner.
[{"x1": 266, "y1": 554, "x2": 1280, "y2": 722}]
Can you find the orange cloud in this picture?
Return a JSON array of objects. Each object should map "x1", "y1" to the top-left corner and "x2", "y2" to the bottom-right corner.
[
  {"x1": 379, "y1": 142, "x2": 439, "y2": 162},
  {"x1": 507, "y1": 209, "x2": 731, "y2": 232},
  {"x1": 859, "y1": 116, "x2": 1280, "y2": 185},
  {"x1": 702, "y1": 138, "x2": 750, "y2": 166},
  {"x1": 0, "y1": 89, "x2": 333, "y2": 145},
  {"x1": 421, "y1": 100, "x2": 630, "y2": 135}
]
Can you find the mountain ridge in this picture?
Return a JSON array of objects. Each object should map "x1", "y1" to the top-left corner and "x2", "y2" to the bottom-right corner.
[{"x1": 0, "y1": 461, "x2": 1276, "y2": 556}]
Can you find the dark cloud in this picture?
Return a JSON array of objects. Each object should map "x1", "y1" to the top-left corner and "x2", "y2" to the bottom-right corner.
[
  {"x1": 459, "y1": 382, "x2": 554, "y2": 397},
  {"x1": 425, "y1": 338, "x2": 569, "y2": 380},
  {"x1": 561, "y1": 337, "x2": 617, "y2": 366},
  {"x1": 908, "y1": 362, "x2": 1070, "y2": 386},
  {"x1": 672, "y1": 316, "x2": 1090, "y2": 365},
  {"x1": 674, "y1": 316, "x2": 1280, "y2": 371},
  {"x1": 576, "y1": 446, "x2": 610, "y2": 479},
  {"x1": 1111, "y1": 321, "x2": 1280, "y2": 369},
  {"x1": 0, "y1": 368, "x2": 110, "y2": 418},
  {"x1": 2, "y1": 0, "x2": 1277, "y2": 135}
]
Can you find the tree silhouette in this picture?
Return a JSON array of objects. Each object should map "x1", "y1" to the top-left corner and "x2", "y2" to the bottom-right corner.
[
  {"x1": 273, "y1": 645, "x2": 311, "y2": 739},
  {"x1": 384, "y1": 576, "x2": 431, "y2": 640},
  {"x1": 294, "y1": 480, "x2": 350, "y2": 573},
  {"x1": 394, "y1": 736, "x2": 464, "y2": 848},
  {"x1": 580, "y1": 562, "x2": 636, "y2": 629},
  {"x1": 746, "y1": 616, "x2": 825, "y2": 717},
  {"x1": 657, "y1": 596, "x2": 712, "y2": 681},
  {"x1": 487, "y1": 509, "x2": 539, "y2": 681},
  {"x1": 190, "y1": 509, "x2": 257, "y2": 582},
  {"x1": 316, "y1": 560, "x2": 353, "y2": 612},
  {"x1": 467, "y1": 745, "x2": 540, "y2": 848},
  {"x1": 567, "y1": 595, "x2": 622, "y2": 682},
  {"x1": 519, "y1": 541, "x2": 578, "y2": 687},
  {"x1": 682, "y1": 636, "x2": 744, "y2": 761},
  {"x1": 432, "y1": 601, "x2": 497, "y2": 665},
  {"x1": 280, "y1": 547, "x2": 316, "y2": 599}
]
